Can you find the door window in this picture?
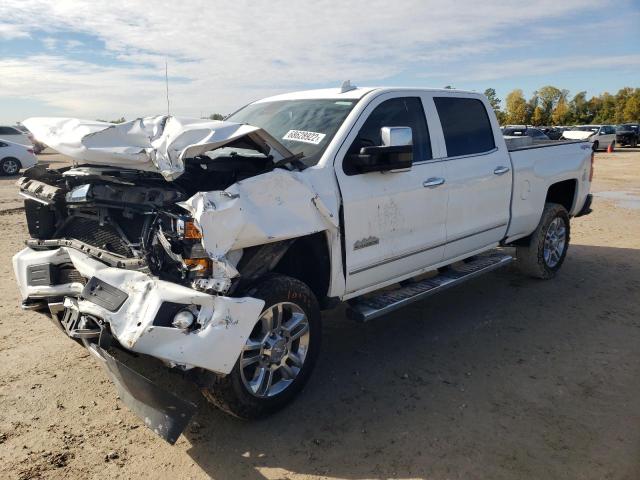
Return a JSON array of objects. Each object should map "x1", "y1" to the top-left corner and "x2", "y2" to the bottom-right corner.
[
  {"x1": 344, "y1": 97, "x2": 431, "y2": 175},
  {"x1": 434, "y1": 97, "x2": 495, "y2": 157}
]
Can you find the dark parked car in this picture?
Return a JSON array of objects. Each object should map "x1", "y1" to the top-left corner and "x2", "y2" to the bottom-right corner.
[
  {"x1": 616, "y1": 124, "x2": 639, "y2": 148},
  {"x1": 539, "y1": 126, "x2": 567, "y2": 140},
  {"x1": 501, "y1": 126, "x2": 550, "y2": 140}
]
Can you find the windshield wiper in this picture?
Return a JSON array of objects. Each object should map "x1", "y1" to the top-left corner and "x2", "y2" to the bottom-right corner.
[{"x1": 271, "y1": 152, "x2": 306, "y2": 171}]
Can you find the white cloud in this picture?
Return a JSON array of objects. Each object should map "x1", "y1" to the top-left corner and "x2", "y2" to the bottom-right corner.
[
  {"x1": 438, "y1": 54, "x2": 640, "y2": 82},
  {"x1": 0, "y1": 0, "x2": 631, "y2": 121},
  {"x1": 42, "y1": 36, "x2": 57, "y2": 49},
  {"x1": 0, "y1": 22, "x2": 29, "y2": 39}
]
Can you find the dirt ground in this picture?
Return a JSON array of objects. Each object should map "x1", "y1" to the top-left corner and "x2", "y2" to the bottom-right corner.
[{"x1": 0, "y1": 148, "x2": 639, "y2": 480}]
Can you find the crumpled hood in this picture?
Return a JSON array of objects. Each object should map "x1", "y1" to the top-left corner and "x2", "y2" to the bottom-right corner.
[
  {"x1": 562, "y1": 130, "x2": 595, "y2": 141},
  {"x1": 23, "y1": 116, "x2": 294, "y2": 180}
]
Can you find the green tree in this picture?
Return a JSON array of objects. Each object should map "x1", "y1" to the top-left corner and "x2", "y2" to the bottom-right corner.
[
  {"x1": 594, "y1": 93, "x2": 616, "y2": 123},
  {"x1": 615, "y1": 87, "x2": 635, "y2": 123},
  {"x1": 484, "y1": 88, "x2": 504, "y2": 123},
  {"x1": 208, "y1": 113, "x2": 225, "y2": 120},
  {"x1": 505, "y1": 89, "x2": 529, "y2": 125},
  {"x1": 623, "y1": 90, "x2": 640, "y2": 122},
  {"x1": 552, "y1": 97, "x2": 570, "y2": 125},
  {"x1": 536, "y1": 86, "x2": 567, "y2": 125},
  {"x1": 569, "y1": 91, "x2": 589, "y2": 124}
]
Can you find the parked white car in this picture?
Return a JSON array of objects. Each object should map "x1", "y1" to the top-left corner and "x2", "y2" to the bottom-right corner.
[
  {"x1": 14, "y1": 86, "x2": 593, "y2": 443},
  {"x1": 563, "y1": 125, "x2": 617, "y2": 151},
  {"x1": 0, "y1": 139, "x2": 37, "y2": 175},
  {"x1": 0, "y1": 125, "x2": 33, "y2": 147}
]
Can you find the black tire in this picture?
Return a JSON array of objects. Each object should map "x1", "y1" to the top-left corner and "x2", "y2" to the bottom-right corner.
[
  {"x1": 592, "y1": 141, "x2": 599, "y2": 151},
  {"x1": 516, "y1": 203, "x2": 570, "y2": 279},
  {"x1": 199, "y1": 274, "x2": 321, "y2": 419},
  {"x1": 0, "y1": 157, "x2": 21, "y2": 176},
  {"x1": 631, "y1": 138, "x2": 637, "y2": 148}
]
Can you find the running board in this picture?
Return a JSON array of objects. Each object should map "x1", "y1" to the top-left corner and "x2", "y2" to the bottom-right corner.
[{"x1": 347, "y1": 251, "x2": 513, "y2": 322}]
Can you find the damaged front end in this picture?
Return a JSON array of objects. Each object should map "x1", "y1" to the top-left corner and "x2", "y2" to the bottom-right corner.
[
  {"x1": 14, "y1": 164, "x2": 266, "y2": 442},
  {"x1": 13, "y1": 115, "x2": 337, "y2": 443}
]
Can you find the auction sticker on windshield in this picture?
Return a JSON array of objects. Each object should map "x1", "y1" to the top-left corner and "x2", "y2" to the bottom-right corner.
[{"x1": 283, "y1": 130, "x2": 326, "y2": 145}]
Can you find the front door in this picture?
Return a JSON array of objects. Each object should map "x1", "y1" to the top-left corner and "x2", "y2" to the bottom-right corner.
[{"x1": 336, "y1": 94, "x2": 448, "y2": 294}]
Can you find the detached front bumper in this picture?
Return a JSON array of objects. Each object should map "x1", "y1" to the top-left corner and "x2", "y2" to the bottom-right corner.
[
  {"x1": 13, "y1": 246, "x2": 264, "y2": 374},
  {"x1": 13, "y1": 246, "x2": 265, "y2": 443}
]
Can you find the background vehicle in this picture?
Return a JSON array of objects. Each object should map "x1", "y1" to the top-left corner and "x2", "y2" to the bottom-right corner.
[
  {"x1": 0, "y1": 125, "x2": 32, "y2": 146},
  {"x1": 14, "y1": 87, "x2": 593, "y2": 442},
  {"x1": 539, "y1": 126, "x2": 567, "y2": 140},
  {"x1": 563, "y1": 125, "x2": 616, "y2": 151},
  {"x1": 616, "y1": 124, "x2": 639, "y2": 147},
  {"x1": 0, "y1": 139, "x2": 37, "y2": 175},
  {"x1": 501, "y1": 125, "x2": 550, "y2": 140}
]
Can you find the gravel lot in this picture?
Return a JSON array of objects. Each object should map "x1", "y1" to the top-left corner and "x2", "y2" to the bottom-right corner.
[{"x1": 1, "y1": 148, "x2": 639, "y2": 480}]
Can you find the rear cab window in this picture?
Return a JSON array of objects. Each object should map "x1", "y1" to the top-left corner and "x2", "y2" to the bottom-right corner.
[{"x1": 433, "y1": 97, "x2": 495, "y2": 157}]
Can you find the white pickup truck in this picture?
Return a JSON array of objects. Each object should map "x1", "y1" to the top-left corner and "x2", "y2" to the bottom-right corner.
[{"x1": 13, "y1": 85, "x2": 593, "y2": 443}]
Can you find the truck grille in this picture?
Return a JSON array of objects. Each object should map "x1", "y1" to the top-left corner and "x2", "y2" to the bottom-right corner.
[{"x1": 59, "y1": 217, "x2": 133, "y2": 258}]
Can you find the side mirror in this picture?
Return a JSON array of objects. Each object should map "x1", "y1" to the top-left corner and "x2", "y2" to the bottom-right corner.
[{"x1": 350, "y1": 126, "x2": 413, "y2": 173}]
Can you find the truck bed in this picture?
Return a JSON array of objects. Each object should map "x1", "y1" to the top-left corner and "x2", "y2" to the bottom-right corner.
[{"x1": 505, "y1": 135, "x2": 586, "y2": 152}]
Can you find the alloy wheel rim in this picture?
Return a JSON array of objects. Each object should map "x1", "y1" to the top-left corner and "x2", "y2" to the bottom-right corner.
[
  {"x1": 239, "y1": 302, "x2": 310, "y2": 398},
  {"x1": 3, "y1": 159, "x2": 18, "y2": 174},
  {"x1": 543, "y1": 217, "x2": 566, "y2": 268}
]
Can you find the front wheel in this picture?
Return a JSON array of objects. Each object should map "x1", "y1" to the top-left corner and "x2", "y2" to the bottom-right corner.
[
  {"x1": 516, "y1": 203, "x2": 570, "y2": 279},
  {"x1": 200, "y1": 274, "x2": 321, "y2": 419}
]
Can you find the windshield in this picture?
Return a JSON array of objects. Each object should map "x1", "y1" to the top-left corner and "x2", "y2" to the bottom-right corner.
[
  {"x1": 573, "y1": 126, "x2": 600, "y2": 132},
  {"x1": 617, "y1": 124, "x2": 639, "y2": 132},
  {"x1": 227, "y1": 99, "x2": 357, "y2": 166}
]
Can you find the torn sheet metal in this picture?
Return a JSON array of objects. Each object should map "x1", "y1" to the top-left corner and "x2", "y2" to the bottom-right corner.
[
  {"x1": 22, "y1": 116, "x2": 294, "y2": 180},
  {"x1": 14, "y1": 246, "x2": 265, "y2": 374},
  {"x1": 180, "y1": 168, "x2": 339, "y2": 261}
]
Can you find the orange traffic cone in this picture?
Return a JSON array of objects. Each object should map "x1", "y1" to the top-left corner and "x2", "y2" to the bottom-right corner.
[{"x1": 607, "y1": 143, "x2": 614, "y2": 153}]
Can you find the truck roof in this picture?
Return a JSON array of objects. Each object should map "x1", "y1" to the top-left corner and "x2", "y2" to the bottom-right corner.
[{"x1": 254, "y1": 86, "x2": 480, "y2": 103}]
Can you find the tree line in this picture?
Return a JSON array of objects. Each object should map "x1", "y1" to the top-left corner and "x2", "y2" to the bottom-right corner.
[{"x1": 484, "y1": 87, "x2": 640, "y2": 126}]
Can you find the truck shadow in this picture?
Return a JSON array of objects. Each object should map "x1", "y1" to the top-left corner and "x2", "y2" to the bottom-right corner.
[{"x1": 168, "y1": 244, "x2": 639, "y2": 479}]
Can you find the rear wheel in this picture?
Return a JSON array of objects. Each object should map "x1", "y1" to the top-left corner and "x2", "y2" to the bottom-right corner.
[
  {"x1": 516, "y1": 203, "x2": 570, "y2": 279},
  {"x1": 592, "y1": 140, "x2": 599, "y2": 151},
  {"x1": 199, "y1": 274, "x2": 321, "y2": 419},
  {"x1": 0, "y1": 157, "x2": 21, "y2": 176}
]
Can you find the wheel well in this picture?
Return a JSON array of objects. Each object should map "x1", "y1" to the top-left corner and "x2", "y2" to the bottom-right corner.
[
  {"x1": 272, "y1": 232, "x2": 331, "y2": 302},
  {"x1": 546, "y1": 179, "x2": 576, "y2": 213}
]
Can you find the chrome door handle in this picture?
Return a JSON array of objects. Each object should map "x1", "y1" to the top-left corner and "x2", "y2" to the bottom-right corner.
[
  {"x1": 493, "y1": 166, "x2": 510, "y2": 175},
  {"x1": 423, "y1": 177, "x2": 445, "y2": 188}
]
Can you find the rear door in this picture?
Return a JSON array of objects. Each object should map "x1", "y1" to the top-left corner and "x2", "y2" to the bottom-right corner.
[
  {"x1": 336, "y1": 93, "x2": 448, "y2": 294},
  {"x1": 433, "y1": 95, "x2": 512, "y2": 260}
]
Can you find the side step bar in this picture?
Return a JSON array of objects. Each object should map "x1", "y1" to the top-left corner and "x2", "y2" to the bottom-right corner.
[{"x1": 347, "y1": 251, "x2": 513, "y2": 322}]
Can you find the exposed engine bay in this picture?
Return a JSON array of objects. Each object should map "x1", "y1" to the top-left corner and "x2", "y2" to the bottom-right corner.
[{"x1": 19, "y1": 147, "x2": 281, "y2": 294}]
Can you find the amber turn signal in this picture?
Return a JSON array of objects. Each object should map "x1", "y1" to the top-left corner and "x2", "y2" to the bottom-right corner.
[
  {"x1": 183, "y1": 258, "x2": 211, "y2": 271},
  {"x1": 184, "y1": 220, "x2": 202, "y2": 239}
]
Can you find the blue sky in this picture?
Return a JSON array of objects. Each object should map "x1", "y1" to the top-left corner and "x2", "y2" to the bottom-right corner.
[{"x1": 0, "y1": 0, "x2": 639, "y2": 124}]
